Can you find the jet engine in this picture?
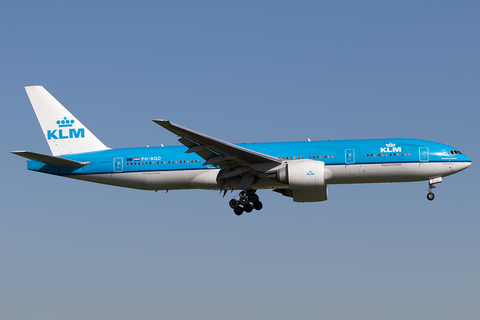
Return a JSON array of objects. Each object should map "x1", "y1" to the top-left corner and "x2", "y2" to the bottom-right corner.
[
  {"x1": 271, "y1": 160, "x2": 328, "y2": 202},
  {"x1": 273, "y1": 159, "x2": 326, "y2": 189}
]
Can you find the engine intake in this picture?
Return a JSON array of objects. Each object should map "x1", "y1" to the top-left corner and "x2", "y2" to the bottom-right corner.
[{"x1": 273, "y1": 160, "x2": 326, "y2": 189}]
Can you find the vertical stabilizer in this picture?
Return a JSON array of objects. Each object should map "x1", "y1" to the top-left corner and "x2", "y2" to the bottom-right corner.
[{"x1": 25, "y1": 86, "x2": 109, "y2": 156}]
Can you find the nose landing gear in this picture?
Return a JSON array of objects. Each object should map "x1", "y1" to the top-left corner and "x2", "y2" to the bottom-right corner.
[
  {"x1": 427, "y1": 177, "x2": 442, "y2": 201},
  {"x1": 427, "y1": 190, "x2": 435, "y2": 201},
  {"x1": 229, "y1": 191, "x2": 263, "y2": 215}
]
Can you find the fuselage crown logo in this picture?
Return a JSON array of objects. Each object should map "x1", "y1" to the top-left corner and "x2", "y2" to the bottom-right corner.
[
  {"x1": 381, "y1": 143, "x2": 401, "y2": 153},
  {"x1": 47, "y1": 117, "x2": 85, "y2": 140}
]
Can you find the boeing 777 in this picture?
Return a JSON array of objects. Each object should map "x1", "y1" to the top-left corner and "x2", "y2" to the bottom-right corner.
[{"x1": 12, "y1": 86, "x2": 472, "y2": 215}]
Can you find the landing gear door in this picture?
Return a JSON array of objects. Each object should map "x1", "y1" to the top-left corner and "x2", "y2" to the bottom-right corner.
[
  {"x1": 419, "y1": 147, "x2": 429, "y2": 162},
  {"x1": 345, "y1": 149, "x2": 355, "y2": 164},
  {"x1": 114, "y1": 157, "x2": 123, "y2": 172}
]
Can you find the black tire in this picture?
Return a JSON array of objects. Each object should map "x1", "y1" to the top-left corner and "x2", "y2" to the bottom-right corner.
[
  {"x1": 229, "y1": 199, "x2": 239, "y2": 208},
  {"x1": 244, "y1": 203, "x2": 253, "y2": 213},
  {"x1": 248, "y1": 194, "x2": 259, "y2": 203},
  {"x1": 234, "y1": 206, "x2": 244, "y2": 216},
  {"x1": 427, "y1": 192, "x2": 435, "y2": 201},
  {"x1": 253, "y1": 201, "x2": 263, "y2": 211},
  {"x1": 239, "y1": 196, "x2": 249, "y2": 205}
]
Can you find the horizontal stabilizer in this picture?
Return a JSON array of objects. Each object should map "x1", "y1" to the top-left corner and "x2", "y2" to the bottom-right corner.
[{"x1": 11, "y1": 151, "x2": 89, "y2": 167}]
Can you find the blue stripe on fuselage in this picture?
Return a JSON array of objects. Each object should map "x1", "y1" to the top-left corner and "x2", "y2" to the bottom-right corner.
[{"x1": 27, "y1": 138, "x2": 471, "y2": 175}]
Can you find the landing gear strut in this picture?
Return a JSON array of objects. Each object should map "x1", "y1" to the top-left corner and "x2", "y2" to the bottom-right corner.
[
  {"x1": 229, "y1": 190, "x2": 263, "y2": 215},
  {"x1": 427, "y1": 177, "x2": 442, "y2": 201}
]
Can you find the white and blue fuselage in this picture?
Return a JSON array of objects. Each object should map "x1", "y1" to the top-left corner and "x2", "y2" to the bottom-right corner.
[
  {"x1": 26, "y1": 138, "x2": 470, "y2": 190},
  {"x1": 13, "y1": 86, "x2": 472, "y2": 214}
]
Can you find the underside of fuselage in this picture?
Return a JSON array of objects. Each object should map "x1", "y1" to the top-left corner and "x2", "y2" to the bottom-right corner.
[{"x1": 63, "y1": 161, "x2": 470, "y2": 191}]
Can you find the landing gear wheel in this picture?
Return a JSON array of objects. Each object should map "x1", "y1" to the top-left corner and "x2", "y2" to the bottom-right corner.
[
  {"x1": 229, "y1": 199, "x2": 240, "y2": 209},
  {"x1": 229, "y1": 190, "x2": 262, "y2": 215},
  {"x1": 253, "y1": 201, "x2": 263, "y2": 211},
  {"x1": 239, "y1": 196, "x2": 249, "y2": 206},
  {"x1": 244, "y1": 203, "x2": 253, "y2": 213},
  {"x1": 234, "y1": 206, "x2": 244, "y2": 216},
  {"x1": 427, "y1": 192, "x2": 435, "y2": 201},
  {"x1": 248, "y1": 194, "x2": 259, "y2": 203}
]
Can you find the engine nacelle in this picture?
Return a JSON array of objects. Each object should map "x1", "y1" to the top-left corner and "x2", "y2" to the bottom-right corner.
[{"x1": 275, "y1": 160, "x2": 326, "y2": 189}]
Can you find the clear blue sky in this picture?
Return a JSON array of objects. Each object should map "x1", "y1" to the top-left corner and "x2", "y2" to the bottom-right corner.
[{"x1": 1, "y1": 1, "x2": 479, "y2": 319}]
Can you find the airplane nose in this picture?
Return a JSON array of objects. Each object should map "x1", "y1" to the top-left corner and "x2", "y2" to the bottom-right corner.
[
  {"x1": 465, "y1": 155, "x2": 472, "y2": 167},
  {"x1": 457, "y1": 159, "x2": 472, "y2": 172}
]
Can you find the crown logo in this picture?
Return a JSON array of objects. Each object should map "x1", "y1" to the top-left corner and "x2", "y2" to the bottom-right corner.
[
  {"x1": 57, "y1": 117, "x2": 75, "y2": 127},
  {"x1": 386, "y1": 143, "x2": 396, "y2": 147}
]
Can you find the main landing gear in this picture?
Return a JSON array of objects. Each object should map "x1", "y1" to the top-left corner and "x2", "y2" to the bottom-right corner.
[
  {"x1": 427, "y1": 177, "x2": 442, "y2": 201},
  {"x1": 229, "y1": 190, "x2": 263, "y2": 216}
]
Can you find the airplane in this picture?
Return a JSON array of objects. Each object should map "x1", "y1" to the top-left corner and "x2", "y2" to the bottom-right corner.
[{"x1": 12, "y1": 86, "x2": 472, "y2": 215}]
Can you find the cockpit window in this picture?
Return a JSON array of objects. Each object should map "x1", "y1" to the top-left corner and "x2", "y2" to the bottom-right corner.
[{"x1": 450, "y1": 150, "x2": 463, "y2": 155}]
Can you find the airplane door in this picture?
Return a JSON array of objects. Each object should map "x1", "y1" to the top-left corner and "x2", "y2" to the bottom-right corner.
[
  {"x1": 345, "y1": 149, "x2": 355, "y2": 164},
  {"x1": 419, "y1": 147, "x2": 429, "y2": 162},
  {"x1": 114, "y1": 157, "x2": 123, "y2": 172}
]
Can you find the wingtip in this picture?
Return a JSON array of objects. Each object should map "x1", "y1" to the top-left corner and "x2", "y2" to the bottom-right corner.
[
  {"x1": 11, "y1": 150, "x2": 27, "y2": 155},
  {"x1": 152, "y1": 119, "x2": 171, "y2": 125}
]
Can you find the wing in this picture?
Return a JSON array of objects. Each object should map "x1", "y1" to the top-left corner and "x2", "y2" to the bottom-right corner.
[
  {"x1": 153, "y1": 120, "x2": 282, "y2": 189},
  {"x1": 153, "y1": 120, "x2": 281, "y2": 167}
]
